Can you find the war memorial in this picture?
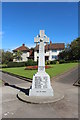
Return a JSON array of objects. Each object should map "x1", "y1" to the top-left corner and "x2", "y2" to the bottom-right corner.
[{"x1": 17, "y1": 30, "x2": 64, "y2": 104}]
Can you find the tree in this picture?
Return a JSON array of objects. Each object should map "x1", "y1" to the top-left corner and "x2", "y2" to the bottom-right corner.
[
  {"x1": 2, "y1": 50, "x2": 13, "y2": 64},
  {"x1": 71, "y1": 37, "x2": 80, "y2": 60},
  {"x1": 0, "y1": 49, "x2": 2, "y2": 63},
  {"x1": 13, "y1": 50, "x2": 22, "y2": 61},
  {"x1": 58, "y1": 37, "x2": 80, "y2": 61}
]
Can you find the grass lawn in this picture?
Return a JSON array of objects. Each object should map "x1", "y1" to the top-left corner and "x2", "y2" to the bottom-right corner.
[{"x1": 2, "y1": 63, "x2": 78, "y2": 79}]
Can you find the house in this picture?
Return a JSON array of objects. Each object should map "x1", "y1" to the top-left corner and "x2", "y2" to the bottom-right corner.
[
  {"x1": 13, "y1": 44, "x2": 31, "y2": 62},
  {"x1": 13, "y1": 41, "x2": 65, "y2": 62},
  {"x1": 34, "y1": 41, "x2": 65, "y2": 61}
]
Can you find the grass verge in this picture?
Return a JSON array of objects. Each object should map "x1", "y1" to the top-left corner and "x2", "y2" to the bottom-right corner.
[{"x1": 2, "y1": 63, "x2": 78, "y2": 79}]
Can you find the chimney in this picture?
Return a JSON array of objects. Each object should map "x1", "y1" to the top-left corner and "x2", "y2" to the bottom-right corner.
[
  {"x1": 22, "y1": 44, "x2": 25, "y2": 46},
  {"x1": 50, "y1": 41, "x2": 52, "y2": 44}
]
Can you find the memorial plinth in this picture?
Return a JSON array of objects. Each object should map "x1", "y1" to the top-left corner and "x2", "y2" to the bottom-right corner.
[{"x1": 29, "y1": 30, "x2": 54, "y2": 96}]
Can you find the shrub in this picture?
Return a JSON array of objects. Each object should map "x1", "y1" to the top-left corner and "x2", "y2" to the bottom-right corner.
[
  {"x1": 59, "y1": 60, "x2": 66, "y2": 64},
  {"x1": 1, "y1": 64, "x2": 7, "y2": 68},
  {"x1": 59, "y1": 59, "x2": 79, "y2": 64},
  {"x1": 25, "y1": 59, "x2": 37, "y2": 66},
  {"x1": 57, "y1": 61, "x2": 59, "y2": 64},
  {"x1": 71, "y1": 60, "x2": 78, "y2": 63},
  {"x1": 7, "y1": 59, "x2": 37, "y2": 67},
  {"x1": 47, "y1": 60, "x2": 50, "y2": 65},
  {"x1": 7, "y1": 62, "x2": 26, "y2": 67},
  {"x1": 50, "y1": 60, "x2": 57, "y2": 64},
  {"x1": 45, "y1": 61, "x2": 47, "y2": 65}
]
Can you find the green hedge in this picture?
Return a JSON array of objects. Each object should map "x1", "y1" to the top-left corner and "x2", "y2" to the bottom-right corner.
[
  {"x1": 47, "y1": 60, "x2": 50, "y2": 65},
  {"x1": 7, "y1": 62, "x2": 26, "y2": 67},
  {"x1": 59, "y1": 60, "x2": 79, "y2": 64},
  {"x1": 7, "y1": 59, "x2": 37, "y2": 68},
  {"x1": 5, "y1": 59, "x2": 79, "y2": 68},
  {"x1": 59, "y1": 60, "x2": 67, "y2": 64},
  {"x1": 50, "y1": 60, "x2": 57, "y2": 64}
]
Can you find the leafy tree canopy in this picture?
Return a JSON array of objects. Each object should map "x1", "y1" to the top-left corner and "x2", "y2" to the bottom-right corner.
[{"x1": 58, "y1": 37, "x2": 80, "y2": 61}]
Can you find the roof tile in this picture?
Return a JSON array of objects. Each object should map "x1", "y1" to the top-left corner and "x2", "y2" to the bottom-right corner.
[
  {"x1": 34, "y1": 43, "x2": 65, "y2": 51},
  {"x1": 13, "y1": 44, "x2": 29, "y2": 52}
]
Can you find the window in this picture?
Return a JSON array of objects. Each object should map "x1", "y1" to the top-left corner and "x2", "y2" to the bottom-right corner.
[
  {"x1": 52, "y1": 55, "x2": 57, "y2": 59},
  {"x1": 52, "y1": 50, "x2": 57, "y2": 52},
  {"x1": 37, "y1": 50, "x2": 39, "y2": 53}
]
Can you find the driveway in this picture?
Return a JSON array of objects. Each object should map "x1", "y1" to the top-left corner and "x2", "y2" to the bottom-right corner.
[{"x1": 0, "y1": 67, "x2": 79, "y2": 118}]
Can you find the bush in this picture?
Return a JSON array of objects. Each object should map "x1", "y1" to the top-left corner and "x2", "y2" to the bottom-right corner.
[
  {"x1": 50, "y1": 60, "x2": 57, "y2": 64},
  {"x1": 59, "y1": 59, "x2": 79, "y2": 64},
  {"x1": 47, "y1": 60, "x2": 50, "y2": 65},
  {"x1": 45, "y1": 61, "x2": 47, "y2": 65},
  {"x1": 57, "y1": 61, "x2": 59, "y2": 64},
  {"x1": 25, "y1": 59, "x2": 37, "y2": 66},
  {"x1": 7, "y1": 62, "x2": 26, "y2": 67},
  {"x1": 59, "y1": 60, "x2": 66, "y2": 64},
  {"x1": 1, "y1": 64, "x2": 7, "y2": 68},
  {"x1": 7, "y1": 59, "x2": 37, "y2": 68},
  {"x1": 71, "y1": 60, "x2": 78, "y2": 63}
]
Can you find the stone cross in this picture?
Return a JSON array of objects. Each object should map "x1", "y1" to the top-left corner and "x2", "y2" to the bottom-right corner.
[
  {"x1": 34, "y1": 30, "x2": 49, "y2": 72},
  {"x1": 29, "y1": 30, "x2": 53, "y2": 96}
]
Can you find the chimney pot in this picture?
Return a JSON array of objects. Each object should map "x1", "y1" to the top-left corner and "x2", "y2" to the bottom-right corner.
[
  {"x1": 50, "y1": 41, "x2": 52, "y2": 44},
  {"x1": 22, "y1": 44, "x2": 25, "y2": 46}
]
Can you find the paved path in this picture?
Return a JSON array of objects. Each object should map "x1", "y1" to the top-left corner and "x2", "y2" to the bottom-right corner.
[
  {"x1": 0, "y1": 67, "x2": 79, "y2": 118},
  {"x1": 0, "y1": 72, "x2": 29, "y2": 85},
  {"x1": 53, "y1": 66, "x2": 78, "y2": 83}
]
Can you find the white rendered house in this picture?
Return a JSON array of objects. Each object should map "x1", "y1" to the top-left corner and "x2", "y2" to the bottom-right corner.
[
  {"x1": 13, "y1": 44, "x2": 31, "y2": 62},
  {"x1": 34, "y1": 41, "x2": 65, "y2": 61}
]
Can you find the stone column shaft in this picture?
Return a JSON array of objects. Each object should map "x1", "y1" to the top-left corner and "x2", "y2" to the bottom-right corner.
[{"x1": 38, "y1": 41, "x2": 45, "y2": 72}]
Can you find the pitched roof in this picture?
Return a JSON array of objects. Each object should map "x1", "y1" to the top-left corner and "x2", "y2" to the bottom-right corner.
[
  {"x1": 34, "y1": 43, "x2": 65, "y2": 51},
  {"x1": 13, "y1": 44, "x2": 29, "y2": 52}
]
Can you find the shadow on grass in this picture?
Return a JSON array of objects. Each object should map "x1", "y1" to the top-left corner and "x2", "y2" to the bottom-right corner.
[{"x1": 4, "y1": 82, "x2": 30, "y2": 96}]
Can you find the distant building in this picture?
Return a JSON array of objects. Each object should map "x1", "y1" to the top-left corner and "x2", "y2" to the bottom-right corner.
[
  {"x1": 13, "y1": 44, "x2": 34, "y2": 62},
  {"x1": 34, "y1": 41, "x2": 65, "y2": 61},
  {"x1": 13, "y1": 41, "x2": 65, "y2": 62}
]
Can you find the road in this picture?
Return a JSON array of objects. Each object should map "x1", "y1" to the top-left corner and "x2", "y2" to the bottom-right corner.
[{"x1": 0, "y1": 67, "x2": 79, "y2": 119}]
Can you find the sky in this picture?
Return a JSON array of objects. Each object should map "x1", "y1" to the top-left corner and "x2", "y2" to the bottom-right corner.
[{"x1": 2, "y1": 2, "x2": 78, "y2": 51}]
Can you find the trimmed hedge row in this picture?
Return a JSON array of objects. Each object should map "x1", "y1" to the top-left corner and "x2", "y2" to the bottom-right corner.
[
  {"x1": 7, "y1": 59, "x2": 37, "y2": 68},
  {"x1": 46, "y1": 60, "x2": 78, "y2": 65},
  {"x1": 59, "y1": 60, "x2": 79, "y2": 64},
  {"x1": 2, "y1": 59, "x2": 78, "y2": 68},
  {"x1": 7, "y1": 62, "x2": 25, "y2": 67},
  {"x1": 50, "y1": 60, "x2": 57, "y2": 64},
  {"x1": 45, "y1": 60, "x2": 57, "y2": 65}
]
